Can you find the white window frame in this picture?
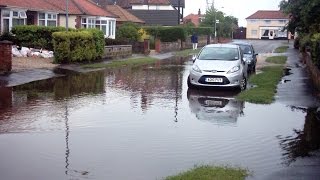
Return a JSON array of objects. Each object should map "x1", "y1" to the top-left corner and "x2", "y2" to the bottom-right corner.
[
  {"x1": 81, "y1": 16, "x2": 116, "y2": 39},
  {"x1": 38, "y1": 12, "x2": 57, "y2": 27},
  {"x1": 1, "y1": 9, "x2": 26, "y2": 33},
  {"x1": 264, "y1": 20, "x2": 271, "y2": 24}
]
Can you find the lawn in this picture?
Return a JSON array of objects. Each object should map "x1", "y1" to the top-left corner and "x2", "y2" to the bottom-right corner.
[
  {"x1": 174, "y1": 48, "x2": 201, "y2": 57},
  {"x1": 274, "y1": 46, "x2": 289, "y2": 53},
  {"x1": 165, "y1": 165, "x2": 249, "y2": 180},
  {"x1": 265, "y1": 56, "x2": 287, "y2": 64},
  {"x1": 237, "y1": 66, "x2": 285, "y2": 104},
  {"x1": 82, "y1": 57, "x2": 158, "y2": 69}
]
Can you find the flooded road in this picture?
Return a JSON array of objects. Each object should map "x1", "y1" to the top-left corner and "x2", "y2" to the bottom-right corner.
[{"x1": 0, "y1": 54, "x2": 320, "y2": 179}]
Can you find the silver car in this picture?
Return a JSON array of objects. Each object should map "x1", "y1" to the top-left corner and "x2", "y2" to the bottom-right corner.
[{"x1": 188, "y1": 44, "x2": 248, "y2": 90}]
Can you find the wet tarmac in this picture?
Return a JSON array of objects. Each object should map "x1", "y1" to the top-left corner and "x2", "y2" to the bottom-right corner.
[{"x1": 0, "y1": 42, "x2": 320, "y2": 180}]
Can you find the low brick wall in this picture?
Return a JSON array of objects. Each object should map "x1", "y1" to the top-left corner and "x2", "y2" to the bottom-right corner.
[
  {"x1": 304, "y1": 52, "x2": 320, "y2": 90},
  {"x1": 184, "y1": 35, "x2": 209, "y2": 49},
  {"x1": 103, "y1": 45, "x2": 132, "y2": 59},
  {"x1": 159, "y1": 41, "x2": 181, "y2": 53},
  {"x1": 0, "y1": 41, "x2": 13, "y2": 73}
]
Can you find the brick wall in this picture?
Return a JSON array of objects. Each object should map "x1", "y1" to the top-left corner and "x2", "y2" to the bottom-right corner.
[
  {"x1": 0, "y1": 41, "x2": 12, "y2": 73},
  {"x1": 305, "y1": 52, "x2": 320, "y2": 91},
  {"x1": 103, "y1": 45, "x2": 132, "y2": 59}
]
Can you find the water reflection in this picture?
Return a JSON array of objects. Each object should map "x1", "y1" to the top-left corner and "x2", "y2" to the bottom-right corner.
[
  {"x1": 187, "y1": 88, "x2": 244, "y2": 125},
  {"x1": 104, "y1": 57, "x2": 187, "y2": 113},
  {"x1": 0, "y1": 71, "x2": 105, "y2": 133},
  {"x1": 277, "y1": 107, "x2": 320, "y2": 165}
]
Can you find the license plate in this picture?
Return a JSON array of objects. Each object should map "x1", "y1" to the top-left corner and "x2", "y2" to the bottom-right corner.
[
  {"x1": 204, "y1": 100, "x2": 222, "y2": 106},
  {"x1": 205, "y1": 78, "x2": 223, "y2": 83}
]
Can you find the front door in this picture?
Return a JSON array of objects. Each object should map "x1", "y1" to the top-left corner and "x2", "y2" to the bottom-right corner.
[{"x1": 269, "y1": 30, "x2": 275, "y2": 40}]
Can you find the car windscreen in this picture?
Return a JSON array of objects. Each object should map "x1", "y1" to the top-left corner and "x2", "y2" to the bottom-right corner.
[
  {"x1": 198, "y1": 47, "x2": 239, "y2": 60},
  {"x1": 238, "y1": 45, "x2": 252, "y2": 54}
]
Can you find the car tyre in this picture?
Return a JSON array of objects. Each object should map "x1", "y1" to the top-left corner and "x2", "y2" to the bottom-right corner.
[
  {"x1": 187, "y1": 76, "x2": 195, "y2": 89},
  {"x1": 239, "y1": 76, "x2": 247, "y2": 91}
]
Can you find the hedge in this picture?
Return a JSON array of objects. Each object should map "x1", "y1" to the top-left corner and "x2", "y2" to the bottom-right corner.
[
  {"x1": 143, "y1": 26, "x2": 187, "y2": 42},
  {"x1": 53, "y1": 31, "x2": 98, "y2": 63},
  {"x1": 310, "y1": 33, "x2": 320, "y2": 68},
  {"x1": 186, "y1": 27, "x2": 213, "y2": 36},
  {"x1": 11, "y1": 25, "x2": 67, "y2": 50},
  {"x1": 83, "y1": 28, "x2": 105, "y2": 59}
]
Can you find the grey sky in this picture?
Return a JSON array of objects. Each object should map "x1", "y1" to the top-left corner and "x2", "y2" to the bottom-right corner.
[{"x1": 184, "y1": 0, "x2": 282, "y2": 27}]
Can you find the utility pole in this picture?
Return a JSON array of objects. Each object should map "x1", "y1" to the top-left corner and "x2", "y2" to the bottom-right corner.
[
  {"x1": 178, "y1": 0, "x2": 181, "y2": 25},
  {"x1": 66, "y1": 0, "x2": 69, "y2": 31}
]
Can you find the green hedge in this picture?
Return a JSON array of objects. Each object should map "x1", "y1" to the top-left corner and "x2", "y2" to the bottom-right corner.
[
  {"x1": 83, "y1": 28, "x2": 105, "y2": 59},
  {"x1": 143, "y1": 26, "x2": 187, "y2": 42},
  {"x1": 186, "y1": 27, "x2": 213, "y2": 36},
  {"x1": 310, "y1": 33, "x2": 320, "y2": 68},
  {"x1": 53, "y1": 31, "x2": 99, "y2": 63},
  {"x1": 11, "y1": 25, "x2": 67, "y2": 50}
]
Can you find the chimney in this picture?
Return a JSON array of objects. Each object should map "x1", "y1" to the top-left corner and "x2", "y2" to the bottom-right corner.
[
  {"x1": 99, "y1": 0, "x2": 108, "y2": 8},
  {"x1": 198, "y1": 8, "x2": 201, "y2": 15}
]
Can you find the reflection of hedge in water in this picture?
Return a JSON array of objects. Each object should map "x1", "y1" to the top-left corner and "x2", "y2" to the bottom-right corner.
[
  {"x1": 54, "y1": 71, "x2": 105, "y2": 99},
  {"x1": 278, "y1": 108, "x2": 320, "y2": 165},
  {"x1": 14, "y1": 71, "x2": 105, "y2": 99}
]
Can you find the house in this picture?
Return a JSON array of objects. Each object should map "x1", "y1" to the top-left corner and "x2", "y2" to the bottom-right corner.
[
  {"x1": 183, "y1": 9, "x2": 205, "y2": 27},
  {"x1": 246, "y1": 10, "x2": 291, "y2": 40},
  {"x1": 0, "y1": 0, "x2": 118, "y2": 39},
  {"x1": 111, "y1": 0, "x2": 184, "y2": 26},
  {"x1": 105, "y1": 5, "x2": 145, "y2": 25}
]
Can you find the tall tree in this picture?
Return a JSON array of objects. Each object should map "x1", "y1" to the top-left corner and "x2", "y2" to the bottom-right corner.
[{"x1": 200, "y1": 5, "x2": 238, "y2": 38}]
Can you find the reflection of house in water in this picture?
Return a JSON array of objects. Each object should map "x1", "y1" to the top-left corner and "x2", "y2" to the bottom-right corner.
[
  {"x1": 277, "y1": 107, "x2": 320, "y2": 165},
  {"x1": 0, "y1": 71, "x2": 105, "y2": 133},
  {"x1": 105, "y1": 58, "x2": 186, "y2": 112},
  {"x1": 187, "y1": 88, "x2": 244, "y2": 126}
]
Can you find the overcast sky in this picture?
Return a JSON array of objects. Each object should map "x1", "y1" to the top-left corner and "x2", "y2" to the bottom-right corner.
[{"x1": 184, "y1": 0, "x2": 282, "y2": 27}]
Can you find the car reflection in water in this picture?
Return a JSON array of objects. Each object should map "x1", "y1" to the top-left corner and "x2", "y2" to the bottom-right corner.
[{"x1": 187, "y1": 88, "x2": 245, "y2": 126}]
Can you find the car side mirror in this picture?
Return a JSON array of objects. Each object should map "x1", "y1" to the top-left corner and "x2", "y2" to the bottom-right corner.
[{"x1": 192, "y1": 55, "x2": 197, "y2": 63}]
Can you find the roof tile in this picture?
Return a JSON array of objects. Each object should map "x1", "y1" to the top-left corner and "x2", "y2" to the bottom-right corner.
[
  {"x1": 246, "y1": 10, "x2": 288, "y2": 19},
  {"x1": 106, "y1": 5, "x2": 144, "y2": 23}
]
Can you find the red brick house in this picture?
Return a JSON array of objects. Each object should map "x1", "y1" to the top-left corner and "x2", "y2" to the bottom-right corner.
[
  {"x1": 0, "y1": 0, "x2": 118, "y2": 38},
  {"x1": 183, "y1": 9, "x2": 205, "y2": 27}
]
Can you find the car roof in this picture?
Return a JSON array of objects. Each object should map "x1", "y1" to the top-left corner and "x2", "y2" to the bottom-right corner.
[
  {"x1": 229, "y1": 41, "x2": 252, "y2": 46},
  {"x1": 204, "y1": 43, "x2": 239, "y2": 48}
]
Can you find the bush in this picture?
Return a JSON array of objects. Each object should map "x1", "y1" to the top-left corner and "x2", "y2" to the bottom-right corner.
[
  {"x1": 84, "y1": 28, "x2": 105, "y2": 59},
  {"x1": 11, "y1": 25, "x2": 67, "y2": 50},
  {"x1": 0, "y1": 32, "x2": 17, "y2": 43},
  {"x1": 105, "y1": 38, "x2": 130, "y2": 45},
  {"x1": 310, "y1": 33, "x2": 320, "y2": 68},
  {"x1": 53, "y1": 31, "x2": 97, "y2": 63},
  {"x1": 143, "y1": 26, "x2": 187, "y2": 42},
  {"x1": 186, "y1": 27, "x2": 213, "y2": 36},
  {"x1": 116, "y1": 22, "x2": 142, "y2": 42}
]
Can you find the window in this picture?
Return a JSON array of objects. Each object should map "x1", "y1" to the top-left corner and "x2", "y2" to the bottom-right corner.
[
  {"x1": 1, "y1": 9, "x2": 26, "y2": 33},
  {"x1": 38, "y1": 13, "x2": 57, "y2": 27},
  {"x1": 264, "y1": 20, "x2": 271, "y2": 24},
  {"x1": 251, "y1": 30, "x2": 257, "y2": 36},
  {"x1": 250, "y1": 20, "x2": 257, "y2": 23},
  {"x1": 278, "y1": 20, "x2": 287, "y2": 24},
  {"x1": 81, "y1": 17, "x2": 116, "y2": 38},
  {"x1": 81, "y1": 17, "x2": 96, "y2": 29}
]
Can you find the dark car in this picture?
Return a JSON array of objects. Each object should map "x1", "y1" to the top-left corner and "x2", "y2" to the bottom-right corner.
[{"x1": 230, "y1": 41, "x2": 258, "y2": 73}]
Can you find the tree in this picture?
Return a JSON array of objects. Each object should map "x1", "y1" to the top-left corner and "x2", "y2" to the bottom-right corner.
[
  {"x1": 280, "y1": 0, "x2": 320, "y2": 34},
  {"x1": 116, "y1": 22, "x2": 142, "y2": 41},
  {"x1": 199, "y1": 5, "x2": 238, "y2": 38}
]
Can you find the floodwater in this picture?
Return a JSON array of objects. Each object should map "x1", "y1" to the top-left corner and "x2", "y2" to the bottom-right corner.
[{"x1": 0, "y1": 57, "x2": 319, "y2": 180}]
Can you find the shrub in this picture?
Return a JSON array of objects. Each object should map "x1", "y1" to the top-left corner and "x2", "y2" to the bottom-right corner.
[
  {"x1": 53, "y1": 31, "x2": 96, "y2": 63},
  {"x1": 84, "y1": 28, "x2": 105, "y2": 59},
  {"x1": 143, "y1": 26, "x2": 187, "y2": 42},
  {"x1": 116, "y1": 22, "x2": 142, "y2": 42},
  {"x1": 105, "y1": 38, "x2": 130, "y2": 45},
  {"x1": 186, "y1": 27, "x2": 213, "y2": 36},
  {"x1": 310, "y1": 33, "x2": 320, "y2": 68},
  {"x1": 11, "y1": 25, "x2": 67, "y2": 50},
  {"x1": 0, "y1": 32, "x2": 17, "y2": 43}
]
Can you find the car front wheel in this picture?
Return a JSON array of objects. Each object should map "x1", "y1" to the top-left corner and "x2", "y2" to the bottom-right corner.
[{"x1": 239, "y1": 76, "x2": 247, "y2": 91}]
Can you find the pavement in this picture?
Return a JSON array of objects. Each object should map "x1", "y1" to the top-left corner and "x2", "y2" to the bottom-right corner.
[{"x1": 0, "y1": 52, "x2": 175, "y2": 87}]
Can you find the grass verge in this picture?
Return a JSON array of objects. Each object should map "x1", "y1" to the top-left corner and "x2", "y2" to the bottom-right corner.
[
  {"x1": 265, "y1": 56, "x2": 287, "y2": 64},
  {"x1": 82, "y1": 57, "x2": 158, "y2": 69},
  {"x1": 165, "y1": 165, "x2": 249, "y2": 180},
  {"x1": 274, "y1": 46, "x2": 289, "y2": 53},
  {"x1": 174, "y1": 48, "x2": 201, "y2": 57},
  {"x1": 237, "y1": 66, "x2": 284, "y2": 104}
]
